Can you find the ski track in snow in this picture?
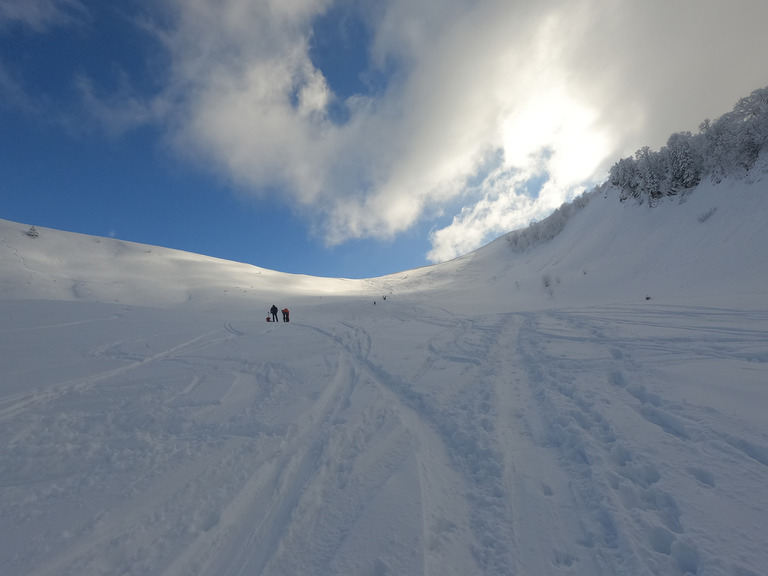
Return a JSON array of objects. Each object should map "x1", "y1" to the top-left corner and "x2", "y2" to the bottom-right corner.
[
  {"x1": 514, "y1": 305, "x2": 768, "y2": 575},
  {"x1": 2, "y1": 299, "x2": 768, "y2": 576}
]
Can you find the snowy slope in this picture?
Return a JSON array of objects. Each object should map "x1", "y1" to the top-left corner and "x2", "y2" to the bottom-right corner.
[
  {"x1": 1, "y1": 171, "x2": 768, "y2": 576},
  {"x1": 0, "y1": 222, "x2": 368, "y2": 308},
  {"x1": 373, "y1": 171, "x2": 768, "y2": 318}
]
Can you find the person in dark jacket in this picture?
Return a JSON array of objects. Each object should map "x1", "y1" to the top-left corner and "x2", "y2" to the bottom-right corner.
[{"x1": 270, "y1": 304, "x2": 279, "y2": 322}]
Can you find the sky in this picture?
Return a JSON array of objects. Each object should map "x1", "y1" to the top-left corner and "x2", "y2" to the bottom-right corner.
[{"x1": 2, "y1": 0, "x2": 768, "y2": 278}]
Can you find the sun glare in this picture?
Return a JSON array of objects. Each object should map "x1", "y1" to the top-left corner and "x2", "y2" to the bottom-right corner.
[{"x1": 500, "y1": 90, "x2": 609, "y2": 185}]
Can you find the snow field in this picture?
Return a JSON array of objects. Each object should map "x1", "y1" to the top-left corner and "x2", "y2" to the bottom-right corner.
[{"x1": 1, "y1": 171, "x2": 768, "y2": 575}]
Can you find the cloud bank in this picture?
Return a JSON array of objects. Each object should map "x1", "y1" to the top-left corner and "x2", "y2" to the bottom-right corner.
[{"x1": 6, "y1": 0, "x2": 768, "y2": 262}]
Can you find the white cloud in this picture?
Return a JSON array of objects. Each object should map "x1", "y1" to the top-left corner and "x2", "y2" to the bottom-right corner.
[
  {"x1": 79, "y1": 0, "x2": 768, "y2": 260},
  {"x1": 74, "y1": 75, "x2": 168, "y2": 138},
  {"x1": 0, "y1": 61, "x2": 30, "y2": 111},
  {"x1": 0, "y1": 0, "x2": 87, "y2": 32}
]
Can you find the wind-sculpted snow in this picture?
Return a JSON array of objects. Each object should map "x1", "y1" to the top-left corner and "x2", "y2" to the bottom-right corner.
[{"x1": 1, "y1": 173, "x2": 768, "y2": 575}]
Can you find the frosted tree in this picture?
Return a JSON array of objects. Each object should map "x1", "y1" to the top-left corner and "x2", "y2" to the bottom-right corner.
[
  {"x1": 610, "y1": 157, "x2": 640, "y2": 200},
  {"x1": 634, "y1": 146, "x2": 663, "y2": 200},
  {"x1": 609, "y1": 84, "x2": 768, "y2": 200},
  {"x1": 663, "y1": 131, "x2": 702, "y2": 193}
]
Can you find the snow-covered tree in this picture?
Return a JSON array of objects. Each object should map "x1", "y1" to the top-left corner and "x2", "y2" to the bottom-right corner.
[
  {"x1": 609, "y1": 84, "x2": 768, "y2": 201},
  {"x1": 663, "y1": 131, "x2": 702, "y2": 193}
]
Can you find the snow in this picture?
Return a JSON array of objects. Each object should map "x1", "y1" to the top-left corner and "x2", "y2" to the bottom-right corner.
[{"x1": 1, "y1": 172, "x2": 768, "y2": 575}]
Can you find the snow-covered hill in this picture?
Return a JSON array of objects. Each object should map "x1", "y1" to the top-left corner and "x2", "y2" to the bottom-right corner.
[
  {"x1": 1, "y1": 171, "x2": 767, "y2": 575},
  {"x1": 0, "y1": 221, "x2": 369, "y2": 309}
]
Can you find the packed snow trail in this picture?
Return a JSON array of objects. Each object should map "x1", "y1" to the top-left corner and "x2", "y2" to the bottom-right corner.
[{"x1": 2, "y1": 297, "x2": 767, "y2": 575}]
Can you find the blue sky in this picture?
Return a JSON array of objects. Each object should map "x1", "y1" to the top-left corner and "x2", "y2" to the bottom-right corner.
[{"x1": 2, "y1": 0, "x2": 767, "y2": 278}]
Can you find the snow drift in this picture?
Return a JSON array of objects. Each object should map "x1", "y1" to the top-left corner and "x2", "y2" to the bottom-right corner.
[{"x1": 1, "y1": 170, "x2": 768, "y2": 575}]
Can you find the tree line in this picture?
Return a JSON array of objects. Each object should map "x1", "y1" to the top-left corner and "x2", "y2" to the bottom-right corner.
[{"x1": 609, "y1": 86, "x2": 768, "y2": 202}]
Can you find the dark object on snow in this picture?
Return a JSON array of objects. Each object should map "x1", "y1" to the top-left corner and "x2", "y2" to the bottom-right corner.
[
  {"x1": 270, "y1": 305, "x2": 279, "y2": 322},
  {"x1": 646, "y1": 295, "x2": 652, "y2": 300},
  {"x1": 26, "y1": 226, "x2": 39, "y2": 238}
]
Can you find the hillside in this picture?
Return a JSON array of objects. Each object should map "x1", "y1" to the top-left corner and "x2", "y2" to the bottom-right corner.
[{"x1": 1, "y1": 169, "x2": 768, "y2": 575}]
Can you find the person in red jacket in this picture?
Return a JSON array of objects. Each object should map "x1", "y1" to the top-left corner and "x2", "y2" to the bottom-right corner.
[{"x1": 281, "y1": 308, "x2": 290, "y2": 322}]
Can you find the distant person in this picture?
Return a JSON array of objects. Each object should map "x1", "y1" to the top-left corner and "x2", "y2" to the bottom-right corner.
[
  {"x1": 282, "y1": 308, "x2": 290, "y2": 322},
  {"x1": 270, "y1": 304, "x2": 279, "y2": 322}
]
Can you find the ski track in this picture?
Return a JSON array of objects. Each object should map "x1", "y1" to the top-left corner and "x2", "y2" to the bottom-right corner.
[
  {"x1": 1, "y1": 302, "x2": 767, "y2": 575},
  {"x1": 0, "y1": 326, "x2": 234, "y2": 425},
  {"x1": 171, "y1": 352, "x2": 358, "y2": 576},
  {"x1": 514, "y1": 305, "x2": 768, "y2": 575},
  {"x1": 303, "y1": 319, "x2": 481, "y2": 576}
]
